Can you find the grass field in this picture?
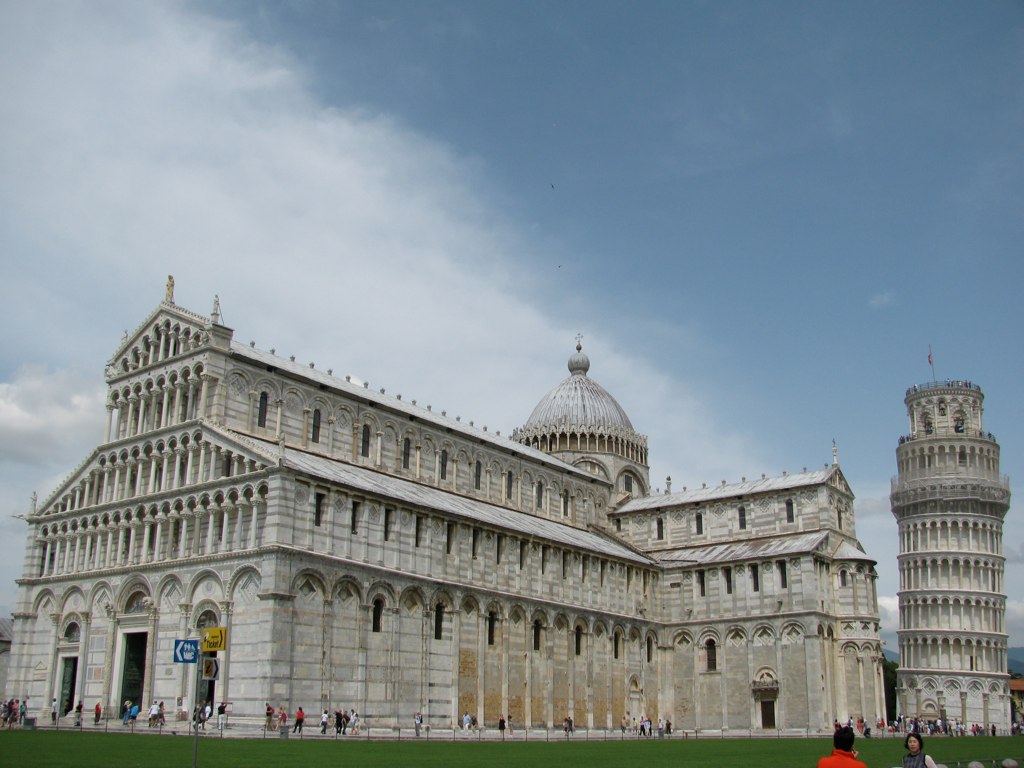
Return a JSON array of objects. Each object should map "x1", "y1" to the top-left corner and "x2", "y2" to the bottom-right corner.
[{"x1": 1, "y1": 731, "x2": 1022, "y2": 768}]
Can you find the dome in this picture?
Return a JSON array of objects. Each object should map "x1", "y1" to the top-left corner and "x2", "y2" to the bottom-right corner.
[{"x1": 523, "y1": 343, "x2": 635, "y2": 431}]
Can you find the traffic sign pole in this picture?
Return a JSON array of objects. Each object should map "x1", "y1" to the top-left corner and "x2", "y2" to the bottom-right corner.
[{"x1": 192, "y1": 653, "x2": 203, "y2": 768}]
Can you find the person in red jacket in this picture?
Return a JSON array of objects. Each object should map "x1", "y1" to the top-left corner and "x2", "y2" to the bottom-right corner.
[{"x1": 817, "y1": 726, "x2": 867, "y2": 768}]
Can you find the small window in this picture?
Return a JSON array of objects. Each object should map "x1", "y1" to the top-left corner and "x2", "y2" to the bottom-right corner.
[
  {"x1": 624, "y1": 475, "x2": 633, "y2": 493},
  {"x1": 561, "y1": 491, "x2": 569, "y2": 517},
  {"x1": 434, "y1": 604, "x2": 444, "y2": 640},
  {"x1": 646, "y1": 635, "x2": 653, "y2": 663},
  {"x1": 840, "y1": 570, "x2": 848, "y2": 587},
  {"x1": 613, "y1": 632, "x2": 620, "y2": 659},
  {"x1": 656, "y1": 517, "x2": 664, "y2": 540},
  {"x1": 751, "y1": 565, "x2": 760, "y2": 592},
  {"x1": 705, "y1": 639, "x2": 717, "y2": 672},
  {"x1": 446, "y1": 522, "x2": 456, "y2": 554},
  {"x1": 738, "y1": 506, "x2": 746, "y2": 530},
  {"x1": 471, "y1": 528, "x2": 480, "y2": 558},
  {"x1": 372, "y1": 599, "x2": 384, "y2": 633},
  {"x1": 533, "y1": 620, "x2": 542, "y2": 651},
  {"x1": 615, "y1": 518, "x2": 621, "y2": 532},
  {"x1": 575, "y1": 626, "x2": 582, "y2": 656},
  {"x1": 350, "y1": 501, "x2": 360, "y2": 534},
  {"x1": 440, "y1": 450, "x2": 448, "y2": 480},
  {"x1": 402, "y1": 438, "x2": 411, "y2": 469},
  {"x1": 506, "y1": 472, "x2": 514, "y2": 500},
  {"x1": 697, "y1": 569, "x2": 706, "y2": 597},
  {"x1": 518, "y1": 541, "x2": 526, "y2": 570},
  {"x1": 958, "y1": 448, "x2": 967, "y2": 466},
  {"x1": 257, "y1": 392, "x2": 269, "y2": 428},
  {"x1": 383, "y1": 507, "x2": 394, "y2": 541},
  {"x1": 474, "y1": 460, "x2": 482, "y2": 490},
  {"x1": 724, "y1": 566, "x2": 733, "y2": 595},
  {"x1": 561, "y1": 550, "x2": 569, "y2": 579},
  {"x1": 314, "y1": 492, "x2": 325, "y2": 527},
  {"x1": 540, "y1": 545, "x2": 547, "y2": 574},
  {"x1": 360, "y1": 425, "x2": 371, "y2": 457},
  {"x1": 488, "y1": 611, "x2": 497, "y2": 646},
  {"x1": 415, "y1": 515, "x2": 423, "y2": 547},
  {"x1": 311, "y1": 408, "x2": 321, "y2": 443},
  {"x1": 837, "y1": 508, "x2": 843, "y2": 530},
  {"x1": 535, "y1": 481, "x2": 543, "y2": 510},
  {"x1": 496, "y1": 534, "x2": 503, "y2": 564},
  {"x1": 777, "y1": 560, "x2": 788, "y2": 589},
  {"x1": 785, "y1": 499, "x2": 794, "y2": 524},
  {"x1": 695, "y1": 512, "x2": 703, "y2": 535}
]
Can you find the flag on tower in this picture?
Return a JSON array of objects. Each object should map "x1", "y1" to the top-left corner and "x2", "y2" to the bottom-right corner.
[{"x1": 928, "y1": 350, "x2": 933, "y2": 366}]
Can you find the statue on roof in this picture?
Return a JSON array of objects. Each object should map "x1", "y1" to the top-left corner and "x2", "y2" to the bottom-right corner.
[{"x1": 165, "y1": 274, "x2": 175, "y2": 303}]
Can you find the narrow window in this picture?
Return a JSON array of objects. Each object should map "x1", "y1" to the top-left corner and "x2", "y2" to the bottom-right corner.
[
  {"x1": 958, "y1": 448, "x2": 967, "y2": 466},
  {"x1": 488, "y1": 611, "x2": 497, "y2": 646},
  {"x1": 505, "y1": 471, "x2": 513, "y2": 500},
  {"x1": 581, "y1": 555, "x2": 587, "y2": 583},
  {"x1": 360, "y1": 425, "x2": 371, "y2": 457},
  {"x1": 646, "y1": 636, "x2": 653, "y2": 663},
  {"x1": 724, "y1": 566, "x2": 733, "y2": 594},
  {"x1": 446, "y1": 522, "x2": 456, "y2": 554},
  {"x1": 705, "y1": 639, "x2": 717, "y2": 672},
  {"x1": 496, "y1": 534, "x2": 503, "y2": 564},
  {"x1": 415, "y1": 515, "x2": 423, "y2": 547},
  {"x1": 383, "y1": 506, "x2": 393, "y2": 541},
  {"x1": 372, "y1": 599, "x2": 384, "y2": 633},
  {"x1": 785, "y1": 499, "x2": 794, "y2": 524},
  {"x1": 257, "y1": 392, "x2": 268, "y2": 428},
  {"x1": 600, "y1": 561, "x2": 606, "y2": 586},
  {"x1": 535, "y1": 481, "x2": 543, "y2": 509},
  {"x1": 837, "y1": 508, "x2": 843, "y2": 530},
  {"x1": 350, "y1": 501, "x2": 360, "y2": 534},
  {"x1": 697, "y1": 569, "x2": 706, "y2": 597},
  {"x1": 738, "y1": 505, "x2": 746, "y2": 530},
  {"x1": 311, "y1": 408, "x2": 321, "y2": 443},
  {"x1": 471, "y1": 528, "x2": 479, "y2": 557},
  {"x1": 575, "y1": 626, "x2": 582, "y2": 656},
  {"x1": 615, "y1": 518, "x2": 621, "y2": 532},
  {"x1": 840, "y1": 570, "x2": 848, "y2": 587},
  {"x1": 751, "y1": 565, "x2": 760, "y2": 592},
  {"x1": 656, "y1": 517, "x2": 664, "y2": 540},
  {"x1": 402, "y1": 438, "x2": 411, "y2": 469},
  {"x1": 613, "y1": 633, "x2": 620, "y2": 660},
  {"x1": 440, "y1": 450, "x2": 448, "y2": 480},
  {"x1": 518, "y1": 541, "x2": 526, "y2": 570},
  {"x1": 540, "y1": 545, "x2": 547, "y2": 574},
  {"x1": 561, "y1": 491, "x2": 569, "y2": 517},
  {"x1": 434, "y1": 604, "x2": 444, "y2": 640},
  {"x1": 533, "y1": 620, "x2": 542, "y2": 651},
  {"x1": 624, "y1": 475, "x2": 633, "y2": 493},
  {"x1": 777, "y1": 560, "x2": 788, "y2": 589},
  {"x1": 314, "y1": 491, "x2": 325, "y2": 527},
  {"x1": 695, "y1": 512, "x2": 703, "y2": 535},
  {"x1": 474, "y1": 460, "x2": 482, "y2": 490},
  {"x1": 561, "y1": 550, "x2": 569, "y2": 579},
  {"x1": 626, "y1": 568, "x2": 632, "y2": 590}
]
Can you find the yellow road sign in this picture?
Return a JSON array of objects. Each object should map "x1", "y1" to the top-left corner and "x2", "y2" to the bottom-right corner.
[
  {"x1": 202, "y1": 657, "x2": 220, "y2": 681},
  {"x1": 201, "y1": 626, "x2": 228, "y2": 652}
]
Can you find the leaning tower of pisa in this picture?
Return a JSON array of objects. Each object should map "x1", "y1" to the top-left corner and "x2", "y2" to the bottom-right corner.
[{"x1": 891, "y1": 380, "x2": 1011, "y2": 730}]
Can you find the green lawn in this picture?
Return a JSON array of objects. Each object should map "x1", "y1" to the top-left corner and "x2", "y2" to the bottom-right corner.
[{"x1": 1, "y1": 731, "x2": 1021, "y2": 768}]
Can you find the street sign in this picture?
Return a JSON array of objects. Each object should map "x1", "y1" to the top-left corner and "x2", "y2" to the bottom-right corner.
[
  {"x1": 201, "y1": 657, "x2": 220, "y2": 681},
  {"x1": 200, "y1": 627, "x2": 228, "y2": 652},
  {"x1": 174, "y1": 639, "x2": 199, "y2": 664}
]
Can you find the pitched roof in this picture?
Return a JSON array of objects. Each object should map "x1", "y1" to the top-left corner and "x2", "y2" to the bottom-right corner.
[
  {"x1": 654, "y1": 531, "x2": 830, "y2": 566},
  {"x1": 257, "y1": 437, "x2": 653, "y2": 566},
  {"x1": 0, "y1": 616, "x2": 13, "y2": 643},
  {"x1": 615, "y1": 466, "x2": 845, "y2": 513}
]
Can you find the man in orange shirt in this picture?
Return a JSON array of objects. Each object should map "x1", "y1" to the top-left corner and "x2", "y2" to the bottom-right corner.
[{"x1": 817, "y1": 725, "x2": 867, "y2": 768}]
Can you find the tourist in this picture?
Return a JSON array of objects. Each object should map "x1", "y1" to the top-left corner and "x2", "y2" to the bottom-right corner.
[
  {"x1": 292, "y1": 706, "x2": 304, "y2": 733},
  {"x1": 320, "y1": 709, "x2": 329, "y2": 734},
  {"x1": 903, "y1": 733, "x2": 937, "y2": 768},
  {"x1": 817, "y1": 725, "x2": 867, "y2": 768},
  {"x1": 265, "y1": 703, "x2": 275, "y2": 731}
]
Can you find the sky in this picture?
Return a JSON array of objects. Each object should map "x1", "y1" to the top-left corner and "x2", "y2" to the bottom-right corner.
[{"x1": 1, "y1": 1, "x2": 1022, "y2": 654}]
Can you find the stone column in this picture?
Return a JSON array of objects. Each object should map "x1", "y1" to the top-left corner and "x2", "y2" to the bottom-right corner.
[
  {"x1": 75, "y1": 612, "x2": 91, "y2": 710},
  {"x1": 46, "y1": 612, "x2": 61, "y2": 716},
  {"x1": 105, "y1": 404, "x2": 114, "y2": 443},
  {"x1": 219, "y1": 601, "x2": 234, "y2": 713}
]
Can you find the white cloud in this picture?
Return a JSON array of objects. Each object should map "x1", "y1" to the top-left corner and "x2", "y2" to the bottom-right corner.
[{"x1": 869, "y1": 290, "x2": 895, "y2": 308}]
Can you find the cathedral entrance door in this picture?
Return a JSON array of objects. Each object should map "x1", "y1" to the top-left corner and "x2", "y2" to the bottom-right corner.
[
  {"x1": 119, "y1": 632, "x2": 147, "y2": 708},
  {"x1": 759, "y1": 699, "x2": 776, "y2": 729},
  {"x1": 59, "y1": 656, "x2": 78, "y2": 716}
]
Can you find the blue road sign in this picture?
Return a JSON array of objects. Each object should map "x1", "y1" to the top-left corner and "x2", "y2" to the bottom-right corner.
[{"x1": 174, "y1": 639, "x2": 199, "y2": 663}]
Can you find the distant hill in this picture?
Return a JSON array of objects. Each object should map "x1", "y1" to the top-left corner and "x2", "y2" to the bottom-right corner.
[
  {"x1": 882, "y1": 647, "x2": 1023, "y2": 675},
  {"x1": 1009, "y1": 647, "x2": 1024, "y2": 676}
]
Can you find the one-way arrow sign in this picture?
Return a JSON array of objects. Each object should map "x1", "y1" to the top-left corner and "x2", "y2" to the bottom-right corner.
[{"x1": 174, "y1": 639, "x2": 199, "y2": 663}]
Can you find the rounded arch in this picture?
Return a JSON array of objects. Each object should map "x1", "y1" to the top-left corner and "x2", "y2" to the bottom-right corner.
[
  {"x1": 187, "y1": 569, "x2": 225, "y2": 604},
  {"x1": 226, "y1": 566, "x2": 261, "y2": 601}
]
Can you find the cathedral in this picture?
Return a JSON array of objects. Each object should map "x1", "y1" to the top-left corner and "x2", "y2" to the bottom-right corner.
[{"x1": 7, "y1": 283, "x2": 885, "y2": 733}]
